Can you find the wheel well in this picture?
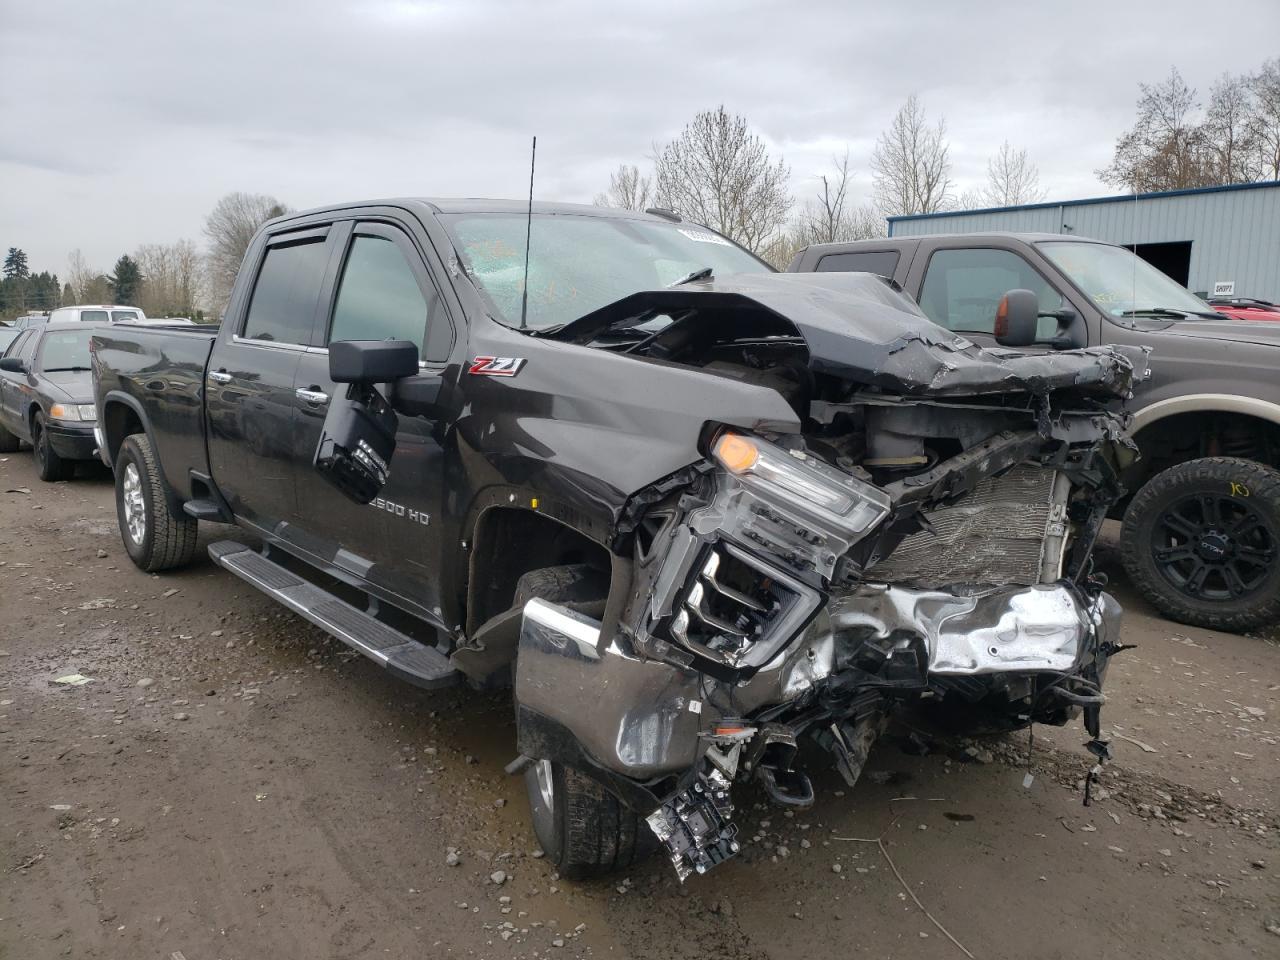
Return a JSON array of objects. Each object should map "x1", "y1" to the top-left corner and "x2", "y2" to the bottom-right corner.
[
  {"x1": 102, "y1": 401, "x2": 144, "y2": 468},
  {"x1": 1132, "y1": 411, "x2": 1280, "y2": 477},
  {"x1": 466, "y1": 507, "x2": 613, "y2": 636}
]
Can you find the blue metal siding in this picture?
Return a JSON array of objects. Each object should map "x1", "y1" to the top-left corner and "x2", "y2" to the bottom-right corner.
[{"x1": 890, "y1": 183, "x2": 1280, "y2": 301}]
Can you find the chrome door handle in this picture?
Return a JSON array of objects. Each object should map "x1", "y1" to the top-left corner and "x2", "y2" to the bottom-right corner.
[
  {"x1": 208, "y1": 370, "x2": 232, "y2": 383},
  {"x1": 295, "y1": 388, "x2": 329, "y2": 405}
]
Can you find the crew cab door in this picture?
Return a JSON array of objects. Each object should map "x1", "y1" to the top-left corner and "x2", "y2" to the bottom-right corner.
[
  {"x1": 206, "y1": 225, "x2": 333, "y2": 533},
  {"x1": 0, "y1": 331, "x2": 39, "y2": 439},
  {"x1": 905, "y1": 241, "x2": 1083, "y2": 347},
  {"x1": 289, "y1": 219, "x2": 455, "y2": 622}
]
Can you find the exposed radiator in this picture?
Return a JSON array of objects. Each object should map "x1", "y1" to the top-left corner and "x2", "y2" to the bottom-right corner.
[{"x1": 869, "y1": 464, "x2": 1070, "y2": 588}]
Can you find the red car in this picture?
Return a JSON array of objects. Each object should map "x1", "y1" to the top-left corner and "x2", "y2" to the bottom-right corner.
[{"x1": 1208, "y1": 297, "x2": 1280, "y2": 322}]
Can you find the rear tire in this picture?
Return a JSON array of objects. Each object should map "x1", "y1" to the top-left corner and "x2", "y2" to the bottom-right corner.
[
  {"x1": 33, "y1": 412, "x2": 72, "y2": 482},
  {"x1": 1121, "y1": 457, "x2": 1280, "y2": 632},
  {"x1": 114, "y1": 433, "x2": 199, "y2": 572},
  {"x1": 515, "y1": 563, "x2": 653, "y2": 878}
]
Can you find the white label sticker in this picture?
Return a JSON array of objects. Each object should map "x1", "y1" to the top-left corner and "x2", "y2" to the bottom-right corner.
[
  {"x1": 677, "y1": 228, "x2": 732, "y2": 247},
  {"x1": 1213, "y1": 281, "x2": 1235, "y2": 297}
]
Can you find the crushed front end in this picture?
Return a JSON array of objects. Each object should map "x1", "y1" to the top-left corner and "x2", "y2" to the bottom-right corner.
[{"x1": 515, "y1": 273, "x2": 1148, "y2": 880}]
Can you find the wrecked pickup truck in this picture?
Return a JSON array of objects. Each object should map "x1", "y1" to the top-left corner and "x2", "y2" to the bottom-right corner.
[{"x1": 91, "y1": 200, "x2": 1147, "y2": 881}]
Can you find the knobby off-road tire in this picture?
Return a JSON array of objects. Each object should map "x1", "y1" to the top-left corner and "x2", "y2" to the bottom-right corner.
[
  {"x1": 33, "y1": 412, "x2": 72, "y2": 482},
  {"x1": 516, "y1": 564, "x2": 654, "y2": 879},
  {"x1": 114, "y1": 433, "x2": 199, "y2": 572},
  {"x1": 1121, "y1": 457, "x2": 1280, "y2": 632}
]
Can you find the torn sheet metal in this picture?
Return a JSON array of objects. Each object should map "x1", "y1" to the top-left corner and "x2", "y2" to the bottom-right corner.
[
  {"x1": 830, "y1": 582, "x2": 1119, "y2": 675},
  {"x1": 514, "y1": 598, "x2": 703, "y2": 778},
  {"x1": 550, "y1": 272, "x2": 1149, "y2": 398}
]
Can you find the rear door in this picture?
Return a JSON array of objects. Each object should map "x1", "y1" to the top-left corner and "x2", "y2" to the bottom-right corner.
[
  {"x1": 206, "y1": 225, "x2": 333, "y2": 534},
  {"x1": 289, "y1": 219, "x2": 455, "y2": 620}
]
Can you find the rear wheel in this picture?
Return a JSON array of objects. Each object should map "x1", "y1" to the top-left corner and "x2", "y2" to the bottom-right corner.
[
  {"x1": 114, "y1": 433, "x2": 199, "y2": 571},
  {"x1": 32, "y1": 412, "x2": 72, "y2": 481},
  {"x1": 1121, "y1": 457, "x2": 1280, "y2": 632},
  {"x1": 515, "y1": 563, "x2": 653, "y2": 878}
]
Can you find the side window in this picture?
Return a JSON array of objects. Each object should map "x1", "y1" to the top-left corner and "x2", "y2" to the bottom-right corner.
[
  {"x1": 4, "y1": 331, "x2": 32, "y2": 359},
  {"x1": 243, "y1": 237, "x2": 330, "y2": 344},
  {"x1": 816, "y1": 250, "x2": 900, "y2": 278},
  {"x1": 919, "y1": 248, "x2": 1062, "y2": 335},
  {"x1": 329, "y1": 233, "x2": 449, "y2": 361},
  {"x1": 80, "y1": 310, "x2": 109, "y2": 323},
  {"x1": 18, "y1": 331, "x2": 40, "y2": 363}
]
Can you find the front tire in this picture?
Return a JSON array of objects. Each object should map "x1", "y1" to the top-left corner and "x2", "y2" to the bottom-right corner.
[
  {"x1": 524, "y1": 759, "x2": 652, "y2": 880},
  {"x1": 515, "y1": 563, "x2": 653, "y2": 878},
  {"x1": 1121, "y1": 457, "x2": 1280, "y2": 632},
  {"x1": 114, "y1": 433, "x2": 199, "y2": 572},
  {"x1": 33, "y1": 412, "x2": 72, "y2": 481}
]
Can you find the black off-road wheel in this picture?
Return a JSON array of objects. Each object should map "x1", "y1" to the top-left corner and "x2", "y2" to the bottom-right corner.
[
  {"x1": 32, "y1": 411, "x2": 73, "y2": 482},
  {"x1": 515, "y1": 564, "x2": 654, "y2": 879},
  {"x1": 1121, "y1": 457, "x2": 1280, "y2": 632},
  {"x1": 114, "y1": 433, "x2": 199, "y2": 572}
]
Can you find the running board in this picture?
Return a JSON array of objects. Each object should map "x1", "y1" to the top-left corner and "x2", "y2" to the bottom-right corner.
[{"x1": 208, "y1": 541, "x2": 458, "y2": 690}]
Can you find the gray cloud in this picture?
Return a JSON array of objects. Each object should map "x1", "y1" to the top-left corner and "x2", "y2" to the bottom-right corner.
[{"x1": 2, "y1": 0, "x2": 1277, "y2": 274}]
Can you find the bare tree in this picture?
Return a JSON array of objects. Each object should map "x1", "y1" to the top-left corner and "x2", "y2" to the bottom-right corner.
[
  {"x1": 593, "y1": 163, "x2": 653, "y2": 210},
  {"x1": 65, "y1": 249, "x2": 101, "y2": 302},
  {"x1": 977, "y1": 141, "x2": 1047, "y2": 207},
  {"x1": 1098, "y1": 68, "x2": 1213, "y2": 191},
  {"x1": 1251, "y1": 58, "x2": 1280, "y2": 181},
  {"x1": 1203, "y1": 73, "x2": 1259, "y2": 183},
  {"x1": 870, "y1": 95, "x2": 954, "y2": 216},
  {"x1": 765, "y1": 152, "x2": 885, "y2": 267},
  {"x1": 203, "y1": 192, "x2": 290, "y2": 309},
  {"x1": 136, "y1": 240, "x2": 205, "y2": 317},
  {"x1": 652, "y1": 106, "x2": 792, "y2": 253}
]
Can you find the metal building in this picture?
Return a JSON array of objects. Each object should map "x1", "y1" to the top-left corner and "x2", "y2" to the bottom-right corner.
[{"x1": 887, "y1": 180, "x2": 1280, "y2": 303}]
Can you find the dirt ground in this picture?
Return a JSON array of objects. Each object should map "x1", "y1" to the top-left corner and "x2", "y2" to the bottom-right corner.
[{"x1": 2, "y1": 453, "x2": 1277, "y2": 960}]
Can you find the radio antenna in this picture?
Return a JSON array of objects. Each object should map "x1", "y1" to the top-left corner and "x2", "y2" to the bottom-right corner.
[{"x1": 519, "y1": 135, "x2": 537, "y2": 330}]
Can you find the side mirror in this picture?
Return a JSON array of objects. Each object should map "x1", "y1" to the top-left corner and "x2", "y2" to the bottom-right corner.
[
  {"x1": 994, "y1": 289, "x2": 1040, "y2": 347},
  {"x1": 0, "y1": 357, "x2": 26, "y2": 373},
  {"x1": 328, "y1": 339, "x2": 419, "y2": 384}
]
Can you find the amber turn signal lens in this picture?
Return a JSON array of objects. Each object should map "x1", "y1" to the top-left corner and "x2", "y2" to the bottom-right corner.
[
  {"x1": 50, "y1": 404, "x2": 69, "y2": 419},
  {"x1": 994, "y1": 295, "x2": 1010, "y2": 338},
  {"x1": 714, "y1": 433, "x2": 759, "y2": 474}
]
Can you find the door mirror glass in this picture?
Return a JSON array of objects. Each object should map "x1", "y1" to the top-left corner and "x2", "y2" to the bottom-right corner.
[
  {"x1": 328, "y1": 339, "x2": 419, "y2": 383},
  {"x1": 994, "y1": 289, "x2": 1039, "y2": 347}
]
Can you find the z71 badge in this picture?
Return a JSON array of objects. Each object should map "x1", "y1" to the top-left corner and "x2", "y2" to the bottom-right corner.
[{"x1": 469, "y1": 356, "x2": 526, "y2": 377}]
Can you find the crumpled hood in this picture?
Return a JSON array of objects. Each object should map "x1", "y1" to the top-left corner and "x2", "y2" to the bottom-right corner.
[{"x1": 552, "y1": 272, "x2": 1148, "y2": 398}]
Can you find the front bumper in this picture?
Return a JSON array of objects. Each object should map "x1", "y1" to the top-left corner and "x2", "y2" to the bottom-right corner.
[{"x1": 46, "y1": 421, "x2": 99, "y2": 461}]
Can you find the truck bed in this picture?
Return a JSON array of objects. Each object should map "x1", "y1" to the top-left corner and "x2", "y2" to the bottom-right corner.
[{"x1": 91, "y1": 325, "x2": 217, "y2": 504}]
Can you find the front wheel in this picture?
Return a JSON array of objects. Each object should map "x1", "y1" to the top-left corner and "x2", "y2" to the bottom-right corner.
[
  {"x1": 114, "y1": 433, "x2": 199, "y2": 572},
  {"x1": 524, "y1": 759, "x2": 652, "y2": 879},
  {"x1": 1121, "y1": 457, "x2": 1280, "y2": 632},
  {"x1": 33, "y1": 412, "x2": 72, "y2": 482}
]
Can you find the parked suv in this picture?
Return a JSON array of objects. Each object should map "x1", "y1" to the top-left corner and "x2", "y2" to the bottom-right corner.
[{"x1": 790, "y1": 235, "x2": 1280, "y2": 631}]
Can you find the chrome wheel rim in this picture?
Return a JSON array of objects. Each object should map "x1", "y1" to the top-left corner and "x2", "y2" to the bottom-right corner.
[
  {"x1": 534, "y1": 759, "x2": 555, "y2": 809},
  {"x1": 122, "y1": 463, "x2": 146, "y2": 545}
]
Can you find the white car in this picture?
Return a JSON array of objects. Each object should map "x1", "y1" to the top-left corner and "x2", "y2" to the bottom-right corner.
[{"x1": 47, "y1": 304, "x2": 147, "y2": 324}]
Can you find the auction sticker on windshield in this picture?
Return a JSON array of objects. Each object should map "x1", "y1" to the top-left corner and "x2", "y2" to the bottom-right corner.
[{"x1": 677, "y1": 228, "x2": 732, "y2": 246}]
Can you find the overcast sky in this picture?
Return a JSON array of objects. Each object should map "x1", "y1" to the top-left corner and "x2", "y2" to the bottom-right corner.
[{"x1": 3, "y1": 0, "x2": 1278, "y2": 275}]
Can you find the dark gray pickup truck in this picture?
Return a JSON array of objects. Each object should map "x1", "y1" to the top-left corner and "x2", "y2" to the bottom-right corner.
[
  {"x1": 791, "y1": 235, "x2": 1280, "y2": 633},
  {"x1": 93, "y1": 200, "x2": 1146, "y2": 881}
]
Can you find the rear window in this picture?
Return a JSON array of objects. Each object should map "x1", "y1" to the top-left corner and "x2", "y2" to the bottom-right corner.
[
  {"x1": 243, "y1": 237, "x2": 330, "y2": 344},
  {"x1": 816, "y1": 250, "x2": 900, "y2": 278},
  {"x1": 79, "y1": 310, "x2": 109, "y2": 323}
]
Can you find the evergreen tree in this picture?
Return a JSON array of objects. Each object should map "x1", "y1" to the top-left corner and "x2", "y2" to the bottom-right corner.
[
  {"x1": 4, "y1": 247, "x2": 30, "y2": 280},
  {"x1": 109, "y1": 255, "x2": 143, "y2": 305},
  {"x1": 61, "y1": 282, "x2": 74, "y2": 306}
]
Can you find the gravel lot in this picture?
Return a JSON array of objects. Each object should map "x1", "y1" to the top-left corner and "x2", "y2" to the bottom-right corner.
[{"x1": 2, "y1": 454, "x2": 1277, "y2": 959}]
